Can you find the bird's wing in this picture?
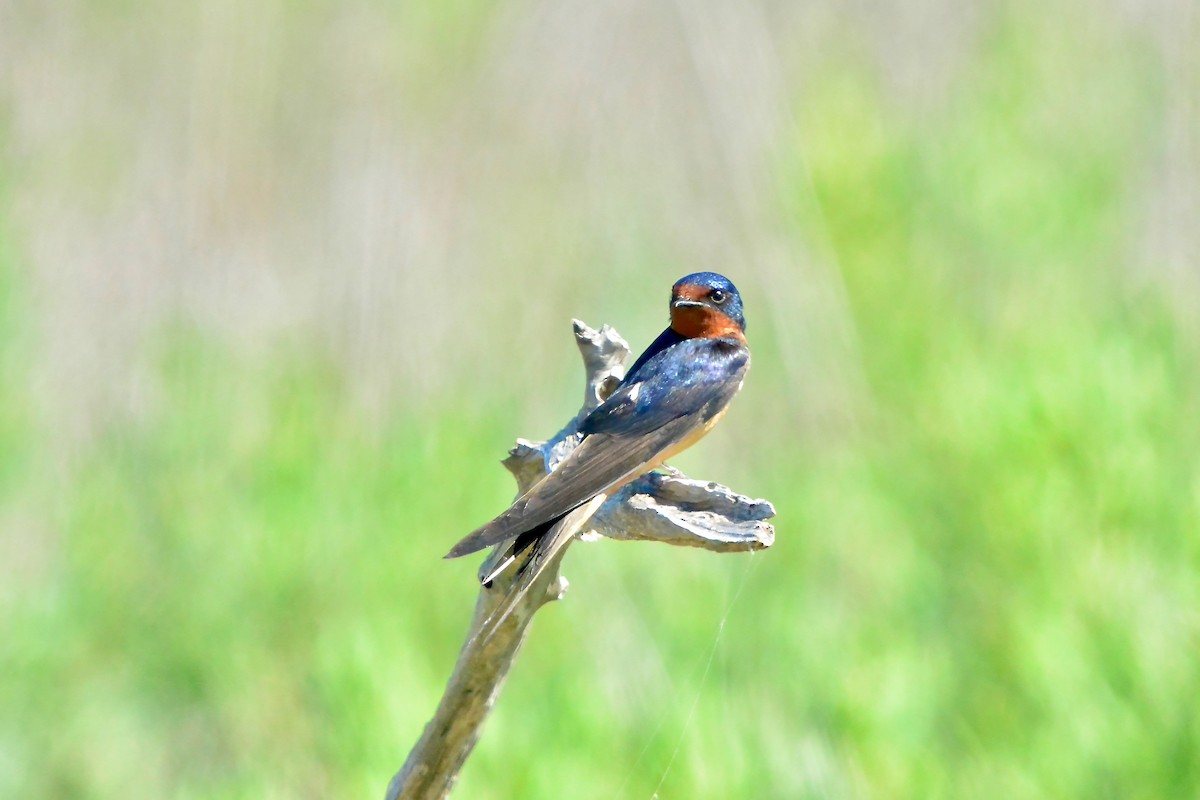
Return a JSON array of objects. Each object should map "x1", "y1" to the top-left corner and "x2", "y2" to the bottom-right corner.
[
  {"x1": 445, "y1": 418, "x2": 696, "y2": 558},
  {"x1": 579, "y1": 337, "x2": 748, "y2": 436},
  {"x1": 445, "y1": 338, "x2": 748, "y2": 559}
]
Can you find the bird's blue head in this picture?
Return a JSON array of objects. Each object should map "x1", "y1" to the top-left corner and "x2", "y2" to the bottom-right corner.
[{"x1": 669, "y1": 271, "x2": 746, "y2": 338}]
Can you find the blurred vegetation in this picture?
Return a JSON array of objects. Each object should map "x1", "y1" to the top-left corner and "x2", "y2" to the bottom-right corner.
[{"x1": 2, "y1": 1, "x2": 1199, "y2": 798}]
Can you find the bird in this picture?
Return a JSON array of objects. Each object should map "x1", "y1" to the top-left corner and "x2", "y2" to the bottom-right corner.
[{"x1": 445, "y1": 272, "x2": 750, "y2": 632}]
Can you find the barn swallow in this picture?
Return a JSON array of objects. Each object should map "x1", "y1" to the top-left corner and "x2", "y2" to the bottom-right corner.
[{"x1": 446, "y1": 272, "x2": 750, "y2": 626}]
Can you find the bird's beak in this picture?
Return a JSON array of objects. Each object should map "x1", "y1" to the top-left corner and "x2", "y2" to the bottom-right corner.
[{"x1": 671, "y1": 298, "x2": 706, "y2": 310}]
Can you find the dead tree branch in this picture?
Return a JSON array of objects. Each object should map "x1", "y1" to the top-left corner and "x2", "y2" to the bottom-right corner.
[{"x1": 386, "y1": 320, "x2": 775, "y2": 800}]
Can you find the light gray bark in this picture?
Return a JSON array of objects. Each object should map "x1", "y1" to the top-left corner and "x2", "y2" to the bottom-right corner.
[{"x1": 386, "y1": 320, "x2": 775, "y2": 800}]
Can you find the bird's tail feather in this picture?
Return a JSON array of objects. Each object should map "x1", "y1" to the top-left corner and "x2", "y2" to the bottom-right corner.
[
  {"x1": 473, "y1": 494, "x2": 607, "y2": 643},
  {"x1": 479, "y1": 519, "x2": 556, "y2": 587}
]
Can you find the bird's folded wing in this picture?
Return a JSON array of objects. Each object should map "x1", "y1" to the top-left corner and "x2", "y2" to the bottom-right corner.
[{"x1": 444, "y1": 416, "x2": 698, "y2": 558}]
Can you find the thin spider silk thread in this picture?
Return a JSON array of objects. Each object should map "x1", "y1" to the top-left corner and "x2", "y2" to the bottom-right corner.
[{"x1": 613, "y1": 551, "x2": 760, "y2": 798}]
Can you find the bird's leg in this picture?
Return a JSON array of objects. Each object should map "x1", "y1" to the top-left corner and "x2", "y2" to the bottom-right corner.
[{"x1": 658, "y1": 463, "x2": 685, "y2": 478}]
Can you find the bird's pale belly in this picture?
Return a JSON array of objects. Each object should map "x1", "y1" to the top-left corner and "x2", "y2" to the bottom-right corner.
[{"x1": 657, "y1": 404, "x2": 729, "y2": 463}]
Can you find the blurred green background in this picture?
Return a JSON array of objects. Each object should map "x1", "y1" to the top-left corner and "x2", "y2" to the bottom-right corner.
[{"x1": 2, "y1": 0, "x2": 1199, "y2": 797}]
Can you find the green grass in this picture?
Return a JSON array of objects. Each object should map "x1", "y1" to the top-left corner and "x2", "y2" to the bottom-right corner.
[{"x1": 2, "y1": 4, "x2": 1199, "y2": 798}]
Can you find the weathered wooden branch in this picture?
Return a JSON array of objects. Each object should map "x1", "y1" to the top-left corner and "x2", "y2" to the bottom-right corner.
[{"x1": 386, "y1": 320, "x2": 775, "y2": 800}]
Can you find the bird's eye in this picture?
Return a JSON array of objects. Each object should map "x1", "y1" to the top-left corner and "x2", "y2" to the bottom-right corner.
[{"x1": 710, "y1": 289, "x2": 727, "y2": 304}]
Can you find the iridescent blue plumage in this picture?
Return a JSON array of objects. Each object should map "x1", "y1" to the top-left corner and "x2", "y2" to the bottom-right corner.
[{"x1": 581, "y1": 338, "x2": 747, "y2": 436}]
